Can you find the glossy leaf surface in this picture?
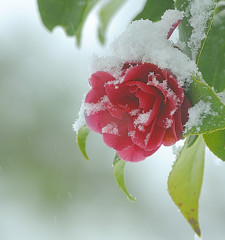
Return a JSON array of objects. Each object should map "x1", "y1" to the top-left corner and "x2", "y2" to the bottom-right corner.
[
  {"x1": 168, "y1": 136, "x2": 205, "y2": 236},
  {"x1": 37, "y1": 0, "x2": 98, "y2": 45}
]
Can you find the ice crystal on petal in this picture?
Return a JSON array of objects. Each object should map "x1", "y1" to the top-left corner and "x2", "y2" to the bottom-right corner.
[{"x1": 102, "y1": 123, "x2": 119, "y2": 135}]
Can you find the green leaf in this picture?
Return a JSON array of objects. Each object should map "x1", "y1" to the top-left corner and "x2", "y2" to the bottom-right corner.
[
  {"x1": 133, "y1": 0, "x2": 174, "y2": 22},
  {"x1": 215, "y1": 4, "x2": 225, "y2": 14},
  {"x1": 98, "y1": 0, "x2": 127, "y2": 44},
  {"x1": 168, "y1": 135, "x2": 205, "y2": 236},
  {"x1": 113, "y1": 154, "x2": 136, "y2": 202},
  {"x1": 204, "y1": 129, "x2": 225, "y2": 161},
  {"x1": 37, "y1": 0, "x2": 99, "y2": 46},
  {"x1": 198, "y1": 12, "x2": 225, "y2": 92},
  {"x1": 77, "y1": 125, "x2": 91, "y2": 160},
  {"x1": 175, "y1": 0, "x2": 216, "y2": 61},
  {"x1": 185, "y1": 77, "x2": 225, "y2": 135},
  {"x1": 187, "y1": 135, "x2": 199, "y2": 148}
]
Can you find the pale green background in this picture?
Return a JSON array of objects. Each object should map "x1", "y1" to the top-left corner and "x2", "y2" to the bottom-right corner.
[{"x1": 0, "y1": 1, "x2": 225, "y2": 239}]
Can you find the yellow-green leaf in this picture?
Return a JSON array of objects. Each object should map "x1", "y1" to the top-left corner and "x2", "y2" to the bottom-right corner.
[
  {"x1": 168, "y1": 136, "x2": 205, "y2": 236},
  {"x1": 77, "y1": 125, "x2": 90, "y2": 160},
  {"x1": 113, "y1": 154, "x2": 135, "y2": 202}
]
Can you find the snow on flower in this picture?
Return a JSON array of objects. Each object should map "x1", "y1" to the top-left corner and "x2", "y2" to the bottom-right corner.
[
  {"x1": 90, "y1": 10, "x2": 199, "y2": 88},
  {"x1": 84, "y1": 62, "x2": 191, "y2": 162},
  {"x1": 73, "y1": 10, "x2": 197, "y2": 162}
]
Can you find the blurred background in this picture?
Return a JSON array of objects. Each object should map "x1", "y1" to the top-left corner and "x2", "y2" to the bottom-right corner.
[{"x1": 0, "y1": 1, "x2": 225, "y2": 239}]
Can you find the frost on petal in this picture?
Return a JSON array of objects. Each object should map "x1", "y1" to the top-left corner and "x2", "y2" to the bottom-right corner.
[{"x1": 101, "y1": 112, "x2": 133, "y2": 151}]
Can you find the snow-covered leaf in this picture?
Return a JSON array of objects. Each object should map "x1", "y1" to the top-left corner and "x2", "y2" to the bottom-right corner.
[
  {"x1": 168, "y1": 135, "x2": 205, "y2": 236},
  {"x1": 175, "y1": 0, "x2": 216, "y2": 61},
  {"x1": 184, "y1": 77, "x2": 225, "y2": 135},
  {"x1": 204, "y1": 129, "x2": 225, "y2": 161},
  {"x1": 98, "y1": 0, "x2": 127, "y2": 44},
  {"x1": 37, "y1": 0, "x2": 99, "y2": 46},
  {"x1": 113, "y1": 154, "x2": 135, "y2": 201},
  {"x1": 77, "y1": 125, "x2": 91, "y2": 160},
  {"x1": 198, "y1": 12, "x2": 225, "y2": 92},
  {"x1": 133, "y1": 0, "x2": 174, "y2": 22}
]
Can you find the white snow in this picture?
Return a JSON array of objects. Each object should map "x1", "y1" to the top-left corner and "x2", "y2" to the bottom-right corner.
[
  {"x1": 73, "y1": 95, "x2": 109, "y2": 135},
  {"x1": 91, "y1": 10, "x2": 199, "y2": 87},
  {"x1": 217, "y1": 91, "x2": 225, "y2": 105},
  {"x1": 185, "y1": 100, "x2": 218, "y2": 132},
  {"x1": 102, "y1": 123, "x2": 119, "y2": 135},
  {"x1": 172, "y1": 144, "x2": 183, "y2": 158},
  {"x1": 84, "y1": 95, "x2": 108, "y2": 116},
  {"x1": 73, "y1": 96, "x2": 86, "y2": 135},
  {"x1": 188, "y1": 0, "x2": 215, "y2": 60},
  {"x1": 134, "y1": 111, "x2": 151, "y2": 127},
  {"x1": 165, "y1": 118, "x2": 173, "y2": 128}
]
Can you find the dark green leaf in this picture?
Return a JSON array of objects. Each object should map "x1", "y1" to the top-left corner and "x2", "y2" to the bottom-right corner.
[
  {"x1": 113, "y1": 154, "x2": 136, "y2": 202},
  {"x1": 77, "y1": 125, "x2": 91, "y2": 160},
  {"x1": 187, "y1": 135, "x2": 199, "y2": 148},
  {"x1": 37, "y1": 0, "x2": 99, "y2": 46},
  {"x1": 204, "y1": 129, "x2": 225, "y2": 161},
  {"x1": 98, "y1": 0, "x2": 127, "y2": 44},
  {"x1": 168, "y1": 136, "x2": 205, "y2": 236},
  {"x1": 198, "y1": 12, "x2": 225, "y2": 92},
  {"x1": 133, "y1": 0, "x2": 174, "y2": 22},
  {"x1": 185, "y1": 77, "x2": 225, "y2": 135},
  {"x1": 175, "y1": 0, "x2": 194, "y2": 58},
  {"x1": 215, "y1": 4, "x2": 225, "y2": 14}
]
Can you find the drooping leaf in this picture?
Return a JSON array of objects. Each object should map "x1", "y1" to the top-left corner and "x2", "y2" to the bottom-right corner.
[
  {"x1": 37, "y1": 0, "x2": 99, "y2": 46},
  {"x1": 133, "y1": 0, "x2": 174, "y2": 22},
  {"x1": 175, "y1": 0, "x2": 216, "y2": 61},
  {"x1": 77, "y1": 125, "x2": 91, "y2": 160},
  {"x1": 184, "y1": 77, "x2": 225, "y2": 136},
  {"x1": 198, "y1": 12, "x2": 225, "y2": 92},
  {"x1": 168, "y1": 136, "x2": 205, "y2": 236},
  {"x1": 98, "y1": 0, "x2": 127, "y2": 44},
  {"x1": 204, "y1": 129, "x2": 225, "y2": 161},
  {"x1": 113, "y1": 154, "x2": 135, "y2": 202}
]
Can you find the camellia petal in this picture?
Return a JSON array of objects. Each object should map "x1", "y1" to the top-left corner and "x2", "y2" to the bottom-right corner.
[
  {"x1": 117, "y1": 144, "x2": 159, "y2": 162},
  {"x1": 124, "y1": 63, "x2": 159, "y2": 83},
  {"x1": 89, "y1": 71, "x2": 115, "y2": 98},
  {"x1": 84, "y1": 61, "x2": 191, "y2": 162}
]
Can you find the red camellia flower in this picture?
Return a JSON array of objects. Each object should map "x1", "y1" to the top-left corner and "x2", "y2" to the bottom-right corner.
[{"x1": 84, "y1": 62, "x2": 191, "y2": 162}]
